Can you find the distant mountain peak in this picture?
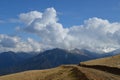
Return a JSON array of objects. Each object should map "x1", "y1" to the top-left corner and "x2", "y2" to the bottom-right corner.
[{"x1": 68, "y1": 48, "x2": 88, "y2": 56}]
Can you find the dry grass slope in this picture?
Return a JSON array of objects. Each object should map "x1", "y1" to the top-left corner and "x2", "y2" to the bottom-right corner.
[
  {"x1": 0, "y1": 65, "x2": 88, "y2": 80},
  {"x1": 0, "y1": 65, "x2": 120, "y2": 80},
  {"x1": 81, "y1": 54, "x2": 120, "y2": 68}
]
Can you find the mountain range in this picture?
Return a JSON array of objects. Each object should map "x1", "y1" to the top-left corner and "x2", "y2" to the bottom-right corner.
[
  {"x1": 0, "y1": 54, "x2": 119, "y2": 80},
  {"x1": 0, "y1": 48, "x2": 119, "y2": 75}
]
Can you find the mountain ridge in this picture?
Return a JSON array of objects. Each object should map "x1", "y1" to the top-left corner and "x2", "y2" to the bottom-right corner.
[
  {"x1": 0, "y1": 54, "x2": 120, "y2": 80},
  {"x1": 0, "y1": 48, "x2": 120, "y2": 76}
]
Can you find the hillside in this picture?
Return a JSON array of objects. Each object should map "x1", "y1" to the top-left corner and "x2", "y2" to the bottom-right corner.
[
  {"x1": 80, "y1": 54, "x2": 120, "y2": 68},
  {"x1": 0, "y1": 65, "x2": 119, "y2": 80},
  {"x1": 0, "y1": 54, "x2": 120, "y2": 80},
  {"x1": 0, "y1": 51, "x2": 35, "y2": 69}
]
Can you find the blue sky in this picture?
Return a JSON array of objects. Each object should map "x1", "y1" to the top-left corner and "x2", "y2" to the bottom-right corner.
[
  {"x1": 1, "y1": 0, "x2": 120, "y2": 27},
  {"x1": 1, "y1": 0, "x2": 120, "y2": 52}
]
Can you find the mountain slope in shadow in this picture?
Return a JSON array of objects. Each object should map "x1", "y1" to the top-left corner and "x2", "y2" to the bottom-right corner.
[{"x1": 0, "y1": 48, "x2": 96, "y2": 75}]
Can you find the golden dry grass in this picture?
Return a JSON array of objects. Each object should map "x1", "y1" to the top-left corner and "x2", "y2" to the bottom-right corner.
[
  {"x1": 81, "y1": 54, "x2": 120, "y2": 68},
  {"x1": 0, "y1": 65, "x2": 87, "y2": 80},
  {"x1": 0, "y1": 65, "x2": 120, "y2": 80}
]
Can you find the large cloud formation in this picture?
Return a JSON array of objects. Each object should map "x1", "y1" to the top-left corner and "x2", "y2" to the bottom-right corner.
[{"x1": 1, "y1": 7, "x2": 120, "y2": 53}]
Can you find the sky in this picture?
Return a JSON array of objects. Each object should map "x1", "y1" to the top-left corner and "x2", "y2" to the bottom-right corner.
[{"x1": 0, "y1": 0, "x2": 120, "y2": 53}]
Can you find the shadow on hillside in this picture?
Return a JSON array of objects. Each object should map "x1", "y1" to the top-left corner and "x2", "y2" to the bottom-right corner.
[
  {"x1": 61, "y1": 65, "x2": 89, "y2": 80},
  {"x1": 78, "y1": 64, "x2": 120, "y2": 76}
]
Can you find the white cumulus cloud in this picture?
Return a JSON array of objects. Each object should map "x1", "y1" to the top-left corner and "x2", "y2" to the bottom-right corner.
[
  {"x1": 19, "y1": 10, "x2": 42, "y2": 25},
  {"x1": 17, "y1": 7, "x2": 120, "y2": 53},
  {"x1": 1, "y1": 7, "x2": 120, "y2": 53}
]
